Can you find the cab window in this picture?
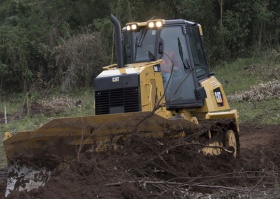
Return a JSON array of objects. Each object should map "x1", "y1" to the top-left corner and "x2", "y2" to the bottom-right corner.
[{"x1": 189, "y1": 26, "x2": 208, "y2": 78}]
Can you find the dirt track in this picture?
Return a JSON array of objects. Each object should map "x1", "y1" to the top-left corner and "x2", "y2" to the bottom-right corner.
[{"x1": 1, "y1": 123, "x2": 280, "y2": 199}]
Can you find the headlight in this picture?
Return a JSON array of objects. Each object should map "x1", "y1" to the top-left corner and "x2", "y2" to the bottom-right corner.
[
  {"x1": 131, "y1": 24, "x2": 137, "y2": 30},
  {"x1": 148, "y1": 22, "x2": 155, "y2": 28},
  {"x1": 148, "y1": 21, "x2": 162, "y2": 29},
  {"x1": 126, "y1": 24, "x2": 137, "y2": 31},
  {"x1": 156, "y1": 21, "x2": 162, "y2": 28}
]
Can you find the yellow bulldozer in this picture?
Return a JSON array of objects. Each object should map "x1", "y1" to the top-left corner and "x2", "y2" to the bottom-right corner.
[{"x1": 3, "y1": 15, "x2": 239, "y2": 196}]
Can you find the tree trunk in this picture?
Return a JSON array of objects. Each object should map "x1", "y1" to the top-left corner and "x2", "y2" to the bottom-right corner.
[
  {"x1": 218, "y1": 0, "x2": 225, "y2": 61},
  {"x1": 258, "y1": 21, "x2": 263, "y2": 53}
]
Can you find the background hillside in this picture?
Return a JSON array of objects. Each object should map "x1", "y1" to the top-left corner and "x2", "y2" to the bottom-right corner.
[{"x1": 0, "y1": 0, "x2": 279, "y2": 93}]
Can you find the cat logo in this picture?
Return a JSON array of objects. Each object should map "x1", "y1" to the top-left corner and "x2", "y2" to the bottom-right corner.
[
  {"x1": 214, "y1": 91, "x2": 222, "y2": 103},
  {"x1": 112, "y1": 77, "x2": 119, "y2": 82},
  {"x1": 213, "y1": 88, "x2": 224, "y2": 107}
]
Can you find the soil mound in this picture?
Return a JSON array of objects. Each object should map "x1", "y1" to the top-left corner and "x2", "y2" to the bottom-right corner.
[{"x1": 1, "y1": 124, "x2": 280, "y2": 199}]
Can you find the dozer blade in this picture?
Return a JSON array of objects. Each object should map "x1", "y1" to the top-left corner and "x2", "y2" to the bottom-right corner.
[{"x1": 3, "y1": 112, "x2": 199, "y2": 196}]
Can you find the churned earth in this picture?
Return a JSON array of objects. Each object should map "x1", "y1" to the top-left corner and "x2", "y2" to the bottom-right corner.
[{"x1": 0, "y1": 123, "x2": 280, "y2": 199}]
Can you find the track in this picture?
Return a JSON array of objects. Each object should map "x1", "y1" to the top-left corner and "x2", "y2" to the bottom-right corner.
[{"x1": 1, "y1": 123, "x2": 280, "y2": 199}]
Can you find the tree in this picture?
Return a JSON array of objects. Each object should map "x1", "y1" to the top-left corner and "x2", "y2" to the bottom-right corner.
[
  {"x1": 175, "y1": 0, "x2": 217, "y2": 63},
  {"x1": 0, "y1": 0, "x2": 279, "y2": 94},
  {"x1": 54, "y1": 32, "x2": 108, "y2": 90},
  {"x1": 0, "y1": 0, "x2": 50, "y2": 92}
]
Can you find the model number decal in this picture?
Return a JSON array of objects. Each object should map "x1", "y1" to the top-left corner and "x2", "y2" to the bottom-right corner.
[
  {"x1": 112, "y1": 77, "x2": 119, "y2": 82},
  {"x1": 214, "y1": 91, "x2": 222, "y2": 103},
  {"x1": 213, "y1": 88, "x2": 224, "y2": 107}
]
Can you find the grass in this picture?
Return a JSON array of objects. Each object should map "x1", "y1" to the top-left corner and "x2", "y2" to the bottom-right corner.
[
  {"x1": 230, "y1": 99, "x2": 280, "y2": 125},
  {"x1": 0, "y1": 89, "x2": 95, "y2": 168},
  {"x1": 0, "y1": 140, "x2": 6, "y2": 168},
  {"x1": 0, "y1": 89, "x2": 95, "y2": 133},
  {"x1": 214, "y1": 58, "x2": 279, "y2": 94},
  {"x1": 213, "y1": 55, "x2": 279, "y2": 125}
]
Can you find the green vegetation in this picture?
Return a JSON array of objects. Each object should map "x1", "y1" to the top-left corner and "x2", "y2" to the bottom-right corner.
[
  {"x1": 231, "y1": 99, "x2": 279, "y2": 125},
  {"x1": 0, "y1": 89, "x2": 95, "y2": 168},
  {"x1": 214, "y1": 54, "x2": 280, "y2": 125},
  {"x1": 0, "y1": 0, "x2": 279, "y2": 93},
  {"x1": 216, "y1": 61, "x2": 280, "y2": 94},
  {"x1": 0, "y1": 142, "x2": 6, "y2": 168},
  {"x1": 0, "y1": 89, "x2": 95, "y2": 132}
]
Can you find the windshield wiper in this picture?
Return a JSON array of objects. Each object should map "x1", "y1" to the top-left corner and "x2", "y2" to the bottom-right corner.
[
  {"x1": 177, "y1": 37, "x2": 191, "y2": 70},
  {"x1": 148, "y1": 50, "x2": 155, "y2": 61},
  {"x1": 136, "y1": 28, "x2": 147, "y2": 47}
]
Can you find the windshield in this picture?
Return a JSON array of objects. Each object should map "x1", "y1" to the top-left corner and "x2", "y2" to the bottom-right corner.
[
  {"x1": 135, "y1": 29, "x2": 157, "y2": 62},
  {"x1": 122, "y1": 28, "x2": 157, "y2": 64}
]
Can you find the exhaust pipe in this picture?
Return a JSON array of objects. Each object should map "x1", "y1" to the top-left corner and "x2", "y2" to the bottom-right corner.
[{"x1": 110, "y1": 15, "x2": 123, "y2": 68}]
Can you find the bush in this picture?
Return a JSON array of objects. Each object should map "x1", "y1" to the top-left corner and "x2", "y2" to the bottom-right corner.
[{"x1": 53, "y1": 32, "x2": 109, "y2": 90}]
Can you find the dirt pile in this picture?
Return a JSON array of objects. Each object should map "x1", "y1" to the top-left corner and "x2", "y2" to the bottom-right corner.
[
  {"x1": 22, "y1": 97, "x2": 78, "y2": 116},
  {"x1": 228, "y1": 80, "x2": 280, "y2": 102},
  {"x1": 1, "y1": 124, "x2": 280, "y2": 199},
  {"x1": 0, "y1": 96, "x2": 80, "y2": 125}
]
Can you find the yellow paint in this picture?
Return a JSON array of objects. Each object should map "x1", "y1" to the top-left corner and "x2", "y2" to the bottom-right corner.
[
  {"x1": 126, "y1": 20, "x2": 166, "y2": 28},
  {"x1": 225, "y1": 130, "x2": 238, "y2": 158},
  {"x1": 103, "y1": 64, "x2": 117, "y2": 70},
  {"x1": 198, "y1": 24, "x2": 203, "y2": 36},
  {"x1": 201, "y1": 141, "x2": 223, "y2": 156},
  {"x1": 198, "y1": 76, "x2": 231, "y2": 113},
  {"x1": 4, "y1": 132, "x2": 11, "y2": 141}
]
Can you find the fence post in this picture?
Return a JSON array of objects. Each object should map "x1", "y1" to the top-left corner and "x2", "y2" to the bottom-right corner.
[{"x1": 4, "y1": 105, "x2": 7, "y2": 124}]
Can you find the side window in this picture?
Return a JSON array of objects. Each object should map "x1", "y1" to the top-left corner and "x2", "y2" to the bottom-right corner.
[{"x1": 189, "y1": 27, "x2": 208, "y2": 78}]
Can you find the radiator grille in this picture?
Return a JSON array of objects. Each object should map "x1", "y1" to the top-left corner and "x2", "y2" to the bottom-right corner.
[{"x1": 95, "y1": 87, "x2": 140, "y2": 115}]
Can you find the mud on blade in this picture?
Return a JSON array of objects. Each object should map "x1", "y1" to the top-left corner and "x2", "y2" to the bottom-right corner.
[
  {"x1": 3, "y1": 112, "x2": 198, "y2": 160},
  {"x1": 3, "y1": 112, "x2": 199, "y2": 195}
]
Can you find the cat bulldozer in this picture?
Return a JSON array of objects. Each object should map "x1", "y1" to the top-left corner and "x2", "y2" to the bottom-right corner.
[{"x1": 3, "y1": 15, "x2": 239, "y2": 196}]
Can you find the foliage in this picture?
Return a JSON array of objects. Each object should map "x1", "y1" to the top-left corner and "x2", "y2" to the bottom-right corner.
[
  {"x1": 54, "y1": 32, "x2": 108, "y2": 90},
  {"x1": 230, "y1": 99, "x2": 280, "y2": 125},
  {"x1": 213, "y1": 56, "x2": 280, "y2": 125},
  {"x1": 0, "y1": 0, "x2": 279, "y2": 94},
  {"x1": 175, "y1": 0, "x2": 217, "y2": 61},
  {"x1": 215, "y1": 55, "x2": 280, "y2": 94},
  {"x1": 228, "y1": 80, "x2": 280, "y2": 102},
  {"x1": 0, "y1": 0, "x2": 49, "y2": 92}
]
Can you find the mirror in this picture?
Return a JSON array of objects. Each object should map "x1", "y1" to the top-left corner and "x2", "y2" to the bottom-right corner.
[
  {"x1": 126, "y1": 46, "x2": 131, "y2": 57},
  {"x1": 158, "y1": 40, "x2": 164, "y2": 54}
]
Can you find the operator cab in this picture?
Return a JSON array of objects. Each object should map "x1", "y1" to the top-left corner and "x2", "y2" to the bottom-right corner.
[{"x1": 123, "y1": 19, "x2": 209, "y2": 109}]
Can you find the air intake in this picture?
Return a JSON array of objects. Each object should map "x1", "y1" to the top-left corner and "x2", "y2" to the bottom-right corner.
[{"x1": 95, "y1": 87, "x2": 140, "y2": 115}]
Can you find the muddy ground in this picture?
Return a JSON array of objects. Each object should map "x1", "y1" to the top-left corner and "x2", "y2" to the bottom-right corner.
[{"x1": 0, "y1": 123, "x2": 280, "y2": 199}]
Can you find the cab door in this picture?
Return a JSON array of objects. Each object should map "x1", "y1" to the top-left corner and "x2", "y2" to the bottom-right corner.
[{"x1": 159, "y1": 25, "x2": 206, "y2": 109}]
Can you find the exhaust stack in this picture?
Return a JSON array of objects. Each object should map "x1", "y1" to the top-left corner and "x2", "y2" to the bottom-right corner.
[{"x1": 110, "y1": 15, "x2": 123, "y2": 68}]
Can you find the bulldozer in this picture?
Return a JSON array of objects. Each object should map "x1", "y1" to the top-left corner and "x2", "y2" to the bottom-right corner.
[{"x1": 3, "y1": 15, "x2": 239, "y2": 197}]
